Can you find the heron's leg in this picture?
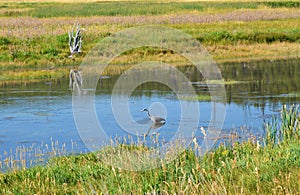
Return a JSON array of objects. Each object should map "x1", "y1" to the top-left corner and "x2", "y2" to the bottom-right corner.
[{"x1": 145, "y1": 123, "x2": 155, "y2": 137}]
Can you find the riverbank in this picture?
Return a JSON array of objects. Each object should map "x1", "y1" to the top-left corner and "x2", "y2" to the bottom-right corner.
[
  {"x1": 0, "y1": 1, "x2": 299, "y2": 83},
  {"x1": 0, "y1": 105, "x2": 299, "y2": 194}
]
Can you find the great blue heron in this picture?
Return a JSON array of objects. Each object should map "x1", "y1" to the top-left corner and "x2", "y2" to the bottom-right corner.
[{"x1": 141, "y1": 108, "x2": 166, "y2": 124}]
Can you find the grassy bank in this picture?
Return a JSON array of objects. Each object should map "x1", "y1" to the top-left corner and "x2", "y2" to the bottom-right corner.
[
  {"x1": 0, "y1": 105, "x2": 299, "y2": 194},
  {"x1": 0, "y1": 1, "x2": 299, "y2": 83}
]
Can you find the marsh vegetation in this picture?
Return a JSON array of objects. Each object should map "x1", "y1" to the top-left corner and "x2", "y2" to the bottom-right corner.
[{"x1": 0, "y1": 0, "x2": 299, "y2": 83}]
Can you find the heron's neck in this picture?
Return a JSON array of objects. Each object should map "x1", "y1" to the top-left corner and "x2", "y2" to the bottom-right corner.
[{"x1": 146, "y1": 110, "x2": 151, "y2": 118}]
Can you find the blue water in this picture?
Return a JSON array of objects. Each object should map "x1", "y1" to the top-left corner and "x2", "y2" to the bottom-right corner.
[{"x1": 0, "y1": 79, "x2": 297, "y2": 170}]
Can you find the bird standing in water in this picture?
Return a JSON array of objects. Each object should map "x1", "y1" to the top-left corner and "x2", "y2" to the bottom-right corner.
[{"x1": 141, "y1": 108, "x2": 166, "y2": 124}]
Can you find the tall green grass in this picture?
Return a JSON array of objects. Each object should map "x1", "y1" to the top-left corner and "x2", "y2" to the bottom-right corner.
[
  {"x1": 0, "y1": 105, "x2": 299, "y2": 194},
  {"x1": 197, "y1": 29, "x2": 300, "y2": 44},
  {"x1": 265, "y1": 104, "x2": 300, "y2": 146},
  {"x1": 0, "y1": 1, "x2": 259, "y2": 18},
  {"x1": 2, "y1": 1, "x2": 299, "y2": 18},
  {"x1": 264, "y1": 1, "x2": 300, "y2": 8},
  {"x1": 26, "y1": 1, "x2": 300, "y2": 18}
]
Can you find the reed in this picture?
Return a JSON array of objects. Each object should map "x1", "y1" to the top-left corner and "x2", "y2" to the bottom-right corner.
[{"x1": 265, "y1": 104, "x2": 300, "y2": 146}]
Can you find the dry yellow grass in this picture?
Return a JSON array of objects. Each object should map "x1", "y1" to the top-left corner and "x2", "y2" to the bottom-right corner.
[
  {"x1": 108, "y1": 42, "x2": 300, "y2": 66},
  {"x1": 209, "y1": 42, "x2": 300, "y2": 62}
]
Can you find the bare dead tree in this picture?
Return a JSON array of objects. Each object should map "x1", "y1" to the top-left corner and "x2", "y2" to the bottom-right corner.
[{"x1": 68, "y1": 23, "x2": 83, "y2": 58}]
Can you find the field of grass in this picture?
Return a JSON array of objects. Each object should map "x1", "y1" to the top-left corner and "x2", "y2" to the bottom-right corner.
[
  {"x1": 0, "y1": 105, "x2": 299, "y2": 194},
  {"x1": 0, "y1": 0, "x2": 299, "y2": 84},
  {"x1": 1, "y1": 1, "x2": 299, "y2": 17}
]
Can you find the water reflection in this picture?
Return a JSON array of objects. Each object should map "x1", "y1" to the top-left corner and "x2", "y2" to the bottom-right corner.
[{"x1": 144, "y1": 122, "x2": 165, "y2": 137}]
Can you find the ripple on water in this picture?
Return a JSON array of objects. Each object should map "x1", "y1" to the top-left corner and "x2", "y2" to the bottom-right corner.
[
  {"x1": 16, "y1": 140, "x2": 39, "y2": 144},
  {"x1": 3, "y1": 116, "x2": 15, "y2": 120},
  {"x1": 33, "y1": 112, "x2": 54, "y2": 117}
]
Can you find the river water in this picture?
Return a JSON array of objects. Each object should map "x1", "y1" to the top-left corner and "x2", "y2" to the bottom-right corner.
[{"x1": 0, "y1": 59, "x2": 299, "y2": 170}]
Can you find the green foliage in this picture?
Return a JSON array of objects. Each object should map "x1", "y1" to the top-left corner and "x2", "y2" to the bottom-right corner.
[
  {"x1": 15, "y1": 1, "x2": 299, "y2": 19},
  {"x1": 265, "y1": 104, "x2": 300, "y2": 146},
  {"x1": 263, "y1": 1, "x2": 300, "y2": 8},
  {"x1": 10, "y1": 48, "x2": 35, "y2": 61},
  {"x1": 248, "y1": 31, "x2": 300, "y2": 43},
  {"x1": 197, "y1": 29, "x2": 300, "y2": 44},
  {"x1": 1, "y1": 1, "x2": 299, "y2": 18},
  {"x1": 41, "y1": 46, "x2": 59, "y2": 56},
  {"x1": 56, "y1": 33, "x2": 69, "y2": 48},
  {"x1": 25, "y1": 2, "x2": 200, "y2": 17},
  {"x1": 179, "y1": 3, "x2": 203, "y2": 11},
  {"x1": 0, "y1": 37, "x2": 10, "y2": 45},
  {"x1": 10, "y1": 1, "x2": 265, "y2": 18},
  {"x1": 280, "y1": 104, "x2": 300, "y2": 140}
]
